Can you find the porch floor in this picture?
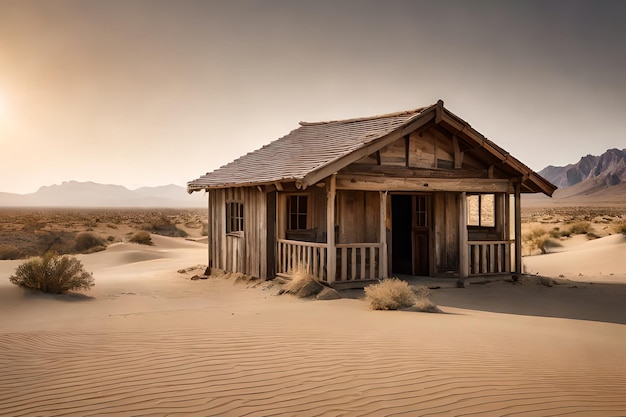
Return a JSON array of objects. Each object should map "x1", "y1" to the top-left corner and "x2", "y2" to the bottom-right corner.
[{"x1": 335, "y1": 273, "x2": 517, "y2": 298}]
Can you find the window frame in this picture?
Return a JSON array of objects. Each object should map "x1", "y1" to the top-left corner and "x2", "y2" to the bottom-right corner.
[
  {"x1": 467, "y1": 193, "x2": 496, "y2": 228},
  {"x1": 286, "y1": 194, "x2": 309, "y2": 231},
  {"x1": 225, "y1": 201, "x2": 244, "y2": 234}
]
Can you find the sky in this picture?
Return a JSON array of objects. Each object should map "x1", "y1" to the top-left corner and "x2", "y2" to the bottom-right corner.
[{"x1": 0, "y1": 0, "x2": 625, "y2": 194}]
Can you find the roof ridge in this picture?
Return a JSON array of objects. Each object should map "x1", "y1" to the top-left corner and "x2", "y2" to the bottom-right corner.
[{"x1": 299, "y1": 106, "x2": 428, "y2": 126}]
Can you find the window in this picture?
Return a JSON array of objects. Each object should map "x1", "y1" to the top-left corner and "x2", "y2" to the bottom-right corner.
[
  {"x1": 467, "y1": 194, "x2": 495, "y2": 227},
  {"x1": 287, "y1": 195, "x2": 308, "y2": 230},
  {"x1": 226, "y1": 201, "x2": 243, "y2": 233},
  {"x1": 415, "y1": 195, "x2": 428, "y2": 228}
]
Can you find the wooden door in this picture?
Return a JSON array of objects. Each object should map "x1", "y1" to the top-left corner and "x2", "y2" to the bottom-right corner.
[{"x1": 412, "y1": 195, "x2": 430, "y2": 276}]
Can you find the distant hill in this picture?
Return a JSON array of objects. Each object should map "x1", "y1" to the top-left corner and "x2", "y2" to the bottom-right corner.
[
  {"x1": 0, "y1": 181, "x2": 206, "y2": 208},
  {"x1": 527, "y1": 148, "x2": 626, "y2": 206}
]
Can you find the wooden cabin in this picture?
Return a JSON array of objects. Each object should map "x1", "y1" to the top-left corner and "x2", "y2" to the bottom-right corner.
[{"x1": 188, "y1": 100, "x2": 556, "y2": 287}]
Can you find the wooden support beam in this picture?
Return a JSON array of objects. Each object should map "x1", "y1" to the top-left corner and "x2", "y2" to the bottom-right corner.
[
  {"x1": 458, "y1": 192, "x2": 469, "y2": 285},
  {"x1": 435, "y1": 99, "x2": 444, "y2": 123},
  {"x1": 336, "y1": 175, "x2": 511, "y2": 193},
  {"x1": 514, "y1": 182, "x2": 522, "y2": 274},
  {"x1": 505, "y1": 191, "x2": 512, "y2": 272},
  {"x1": 379, "y1": 191, "x2": 388, "y2": 279},
  {"x1": 326, "y1": 174, "x2": 337, "y2": 283},
  {"x1": 404, "y1": 135, "x2": 410, "y2": 167},
  {"x1": 453, "y1": 135, "x2": 463, "y2": 169}
]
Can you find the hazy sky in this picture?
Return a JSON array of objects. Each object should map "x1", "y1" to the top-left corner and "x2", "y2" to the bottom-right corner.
[{"x1": 1, "y1": 0, "x2": 625, "y2": 194}]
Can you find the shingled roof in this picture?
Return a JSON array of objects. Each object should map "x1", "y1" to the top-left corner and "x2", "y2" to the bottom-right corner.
[
  {"x1": 187, "y1": 106, "x2": 430, "y2": 191},
  {"x1": 188, "y1": 100, "x2": 556, "y2": 196}
]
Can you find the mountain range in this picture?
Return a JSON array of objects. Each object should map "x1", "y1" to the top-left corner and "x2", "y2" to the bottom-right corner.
[
  {"x1": 538, "y1": 148, "x2": 626, "y2": 203},
  {"x1": 1, "y1": 149, "x2": 624, "y2": 207},
  {"x1": 0, "y1": 181, "x2": 206, "y2": 208}
]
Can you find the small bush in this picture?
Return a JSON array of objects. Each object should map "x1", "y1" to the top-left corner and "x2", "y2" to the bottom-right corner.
[
  {"x1": 129, "y1": 231, "x2": 153, "y2": 245},
  {"x1": 201, "y1": 222, "x2": 208, "y2": 236},
  {"x1": 540, "y1": 238, "x2": 563, "y2": 253},
  {"x1": 142, "y1": 216, "x2": 188, "y2": 237},
  {"x1": 364, "y1": 278, "x2": 418, "y2": 310},
  {"x1": 568, "y1": 221, "x2": 592, "y2": 235},
  {"x1": 0, "y1": 244, "x2": 22, "y2": 260},
  {"x1": 9, "y1": 252, "x2": 94, "y2": 294},
  {"x1": 74, "y1": 232, "x2": 105, "y2": 253},
  {"x1": 612, "y1": 220, "x2": 626, "y2": 234},
  {"x1": 549, "y1": 227, "x2": 561, "y2": 238}
]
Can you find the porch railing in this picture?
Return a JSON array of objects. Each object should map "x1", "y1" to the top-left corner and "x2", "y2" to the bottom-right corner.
[
  {"x1": 468, "y1": 240, "x2": 513, "y2": 275},
  {"x1": 336, "y1": 243, "x2": 383, "y2": 281},
  {"x1": 277, "y1": 239, "x2": 384, "y2": 282},
  {"x1": 277, "y1": 239, "x2": 328, "y2": 281}
]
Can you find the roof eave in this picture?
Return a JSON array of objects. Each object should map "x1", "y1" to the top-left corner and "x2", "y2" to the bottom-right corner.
[
  {"x1": 297, "y1": 103, "x2": 440, "y2": 189},
  {"x1": 438, "y1": 108, "x2": 557, "y2": 197}
]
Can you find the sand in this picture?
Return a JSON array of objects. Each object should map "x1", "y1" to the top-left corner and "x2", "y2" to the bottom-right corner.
[{"x1": 1, "y1": 234, "x2": 626, "y2": 416}]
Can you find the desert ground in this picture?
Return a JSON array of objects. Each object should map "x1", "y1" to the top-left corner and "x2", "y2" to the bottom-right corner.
[{"x1": 1, "y1": 207, "x2": 625, "y2": 416}]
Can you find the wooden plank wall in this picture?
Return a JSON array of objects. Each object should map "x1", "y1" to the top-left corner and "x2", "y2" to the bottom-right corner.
[
  {"x1": 378, "y1": 129, "x2": 455, "y2": 169},
  {"x1": 208, "y1": 187, "x2": 268, "y2": 279},
  {"x1": 432, "y1": 192, "x2": 460, "y2": 273},
  {"x1": 337, "y1": 191, "x2": 380, "y2": 244}
]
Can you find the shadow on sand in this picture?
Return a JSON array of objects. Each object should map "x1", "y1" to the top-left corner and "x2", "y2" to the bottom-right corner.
[
  {"x1": 19, "y1": 287, "x2": 95, "y2": 302},
  {"x1": 340, "y1": 275, "x2": 626, "y2": 325}
]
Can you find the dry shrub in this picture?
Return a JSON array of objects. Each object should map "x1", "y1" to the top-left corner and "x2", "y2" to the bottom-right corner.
[
  {"x1": 9, "y1": 252, "x2": 94, "y2": 294},
  {"x1": 142, "y1": 215, "x2": 188, "y2": 237},
  {"x1": 0, "y1": 244, "x2": 22, "y2": 260},
  {"x1": 612, "y1": 220, "x2": 626, "y2": 234},
  {"x1": 522, "y1": 227, "x2": 563, "y2": 255},
  {"x1": 365, "y1": 278, "x2": 435, "y2": 311},
  {"x1": 280, "y1": 265, "x2": 325, "y2": 298},
  {"x1": 568, "y1": 221, "x2": 592, "y2": 235},
  {"x1": 74, "y1": 232, "x2": 106, "y2": 253},
  {"x1": 129, "y1": 231, "x2": 153, "y2": 245}
]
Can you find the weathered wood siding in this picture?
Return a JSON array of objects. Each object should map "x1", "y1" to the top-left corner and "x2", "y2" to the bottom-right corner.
[
  {"x1": 207, "y1": 187, "x2": 268, "y2": 279},
  {"x1": 432, "y1": 192, "x2": 460, "y2": 273},
  {"x1": 337, "y1": 191, "x2": 380, "y2": 244},
  {"x1": 377, "y1": 129, "x2": 455, "y2": 169}
]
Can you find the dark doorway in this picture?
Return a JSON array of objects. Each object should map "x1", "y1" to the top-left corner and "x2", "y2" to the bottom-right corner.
[
  {"x1": 391, "y1": 194, "x2": 430, "y2": 276},
  {"x1": 391, "y1": 195, "x2": 412, "y2": 275}
]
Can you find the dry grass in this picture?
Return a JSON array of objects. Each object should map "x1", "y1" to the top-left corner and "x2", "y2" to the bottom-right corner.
[
  {"x1": 568, "y1": 221, "x2": 593, "y2": 235},
  {"x1": 365, "y1": 278, "x2": 437, "y2": 311},
  {"x1": 522, "y1": 227, "x2": 563, "y2": 255},
  {"x1": 0, "y1": 208, "x2": 206, "y2": 258},
  {"x1": 521, "y1": 207, "x2": 626, "y2": 255},
  {"x1": 612, "y1": 220, "x2": 626, "y2": 234},
  {"x1": 129, "y1": 231, "x2": 153, "y2": 245}
]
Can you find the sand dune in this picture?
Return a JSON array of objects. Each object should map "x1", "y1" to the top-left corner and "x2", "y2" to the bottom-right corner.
[
  {"x1": 523, "y1": 233, "x2": 626, "y2": 282},
  {"x1": 1, "y1": 234, "x2": 626, "y2": 416}
]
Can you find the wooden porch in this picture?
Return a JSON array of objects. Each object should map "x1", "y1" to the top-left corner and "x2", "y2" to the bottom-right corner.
[
  {"x1": 277, "y1": 238, "x2": 516, "y2": 285},
  {"x1": 277, "y1": 239, "x2": 385, "y2": 283}
]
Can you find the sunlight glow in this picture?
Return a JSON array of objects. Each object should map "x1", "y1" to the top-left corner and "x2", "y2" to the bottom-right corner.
[{"x1": 0, "y1": 91, "x2": 6, "y2": 120}]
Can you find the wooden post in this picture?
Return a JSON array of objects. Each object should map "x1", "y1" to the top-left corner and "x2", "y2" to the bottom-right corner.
[
  {"x1": 379, "y1": 191, "x2": 388, "y2": 279},
  {"x1": 327, "y1": 174, "x2": 337, "y2": 284},
  {"x1": 458, "y1": 192, "x2": 469, "y2": 286},
  {"x1": 514, "y1": 182, "x2": 522, "y2": 275},
  {"x1": 504, "y1": 191, "x2": 511, "y2": 273},
  {"x1": 206, "y1": 190, "x2": 212, "y2": 273}
]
